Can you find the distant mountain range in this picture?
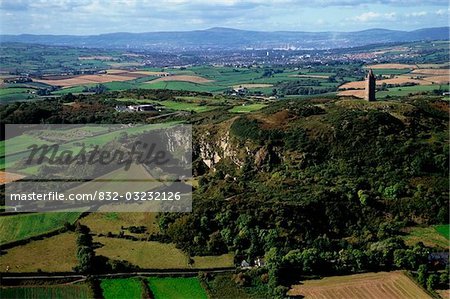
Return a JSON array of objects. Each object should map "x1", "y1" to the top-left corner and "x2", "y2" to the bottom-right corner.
[{"x1": 1, "y1": 27, "x2": 448, "y2": 50}]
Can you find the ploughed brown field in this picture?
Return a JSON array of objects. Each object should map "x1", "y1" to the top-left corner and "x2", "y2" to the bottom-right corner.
[
  {"x1": 365, "y1": 63, "x2": 417, "y2": 69},
  {"x1": 411, "y1": 69, "x2": 450, "y2": 76},
  {"x1": 337, "y1": 89, "x2": 366, "y2": 98},
  {"x1": 0, "y1": 171, "x2": 25, "y2": 185},
  {"x1": 288, "y1": 271, "x2": 431, "y2": 299},
  {"x1": 32, "y1": 69, "x2": 165, "y2": 87},
  {"x1": 145, "y1": 75, "x2": 213, "y2": 84}
]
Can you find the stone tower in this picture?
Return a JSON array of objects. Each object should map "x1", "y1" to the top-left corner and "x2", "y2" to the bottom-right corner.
[{"x1": 365, "y1": 69, "x2": 376, "y2": 102}]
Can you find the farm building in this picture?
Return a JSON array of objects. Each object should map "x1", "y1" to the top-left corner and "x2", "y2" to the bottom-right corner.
[
  {"x1": 128, "y1": 104, "x2": 156, "y2": 111},
  {"x1": 115, "y1": 104, "x2": 162, "y2": 112}
]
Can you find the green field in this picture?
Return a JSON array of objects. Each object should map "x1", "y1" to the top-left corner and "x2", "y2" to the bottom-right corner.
[
  {"x1": 52, "y1": 85, "x2": 90, "y2": 94},
  {"x1": 378, "y1": 84, "x2": 449, "y2": 98},
  {"x1": 404, "y1": 226, "x2": 449, "y2": 249},
  {"x1": 140, "y1": 81, "x2": 223, "y2": 93},
  {"x1": 229, "y1": 103, "x2": 267, "y2": 113},
  {"x1": 0, "y1": 87, "x2": 37, "y2": 102},
  {"x1": 1, "y1": 284, "x2": 93, "y2": 299},
  {"x1": 0, "y1": 87, "x2": 34, "y2": 96},
  {"x1": 1, "y1": 133, "x2": 48, "y2": 156},
  {"x1": 94, "y1": 236, "x2": 234, "y2": 269},
  {"x1": 0, "y1": 93, "x2": 34, "y2": 102},
  {"x1": 0, "y1": 212, "x2": 81, "y2": 245},
  {"x1": 371, "y1": 69, "x2": 413, "y2": 75},
  {"x1": 148, "y1": 277, "x2": 207, "y2": 299},
  {"x1": 101, "y1": 278, "x2": 142, "y2": 299},
  {"x1": 435, "y1": 224, "x2": 450, "y2": 240},
  {"x1": 157, "y1": 100, "x2": 219, "y2": 112}
]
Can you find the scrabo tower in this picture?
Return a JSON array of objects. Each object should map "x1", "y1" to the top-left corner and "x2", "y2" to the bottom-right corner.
[{"x1": 365, "y1": 69, "x2": 376, "y2": 102}]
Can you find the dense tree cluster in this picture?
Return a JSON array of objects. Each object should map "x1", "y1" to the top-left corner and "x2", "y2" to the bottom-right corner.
[{"x1": 277, "y1": 80, "x2": 336, "y2": 95}]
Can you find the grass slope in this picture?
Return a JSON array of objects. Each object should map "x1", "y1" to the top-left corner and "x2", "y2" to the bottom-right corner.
[
  {"x1": 229, "y1": 104, "x2": 267, "y2": 113},
  {"x1": 0, "y1": 232, "x2": 77, "y2": 272}
]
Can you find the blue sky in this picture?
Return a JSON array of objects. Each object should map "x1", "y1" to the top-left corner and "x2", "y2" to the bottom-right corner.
[{"x1": 0, "y1": 0, "x2": 448, "y2": 35}]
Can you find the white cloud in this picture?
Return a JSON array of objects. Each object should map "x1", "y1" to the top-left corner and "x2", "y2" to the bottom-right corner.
[
  {"x1": 384, "y1": 12, "x2": 397, "y2": 20},
  {"x1": 353, "y1": 12, "x2": 380, "y2": 22},
  {"x1": 406, "y1": 11, "x2": 428, "y2": 17},
  {"x1": 435, "y1": 8, "x2": 450, "y2": 16},
  {"x1": 351, "y1": 11, "x2": 397, "y2": 22}
]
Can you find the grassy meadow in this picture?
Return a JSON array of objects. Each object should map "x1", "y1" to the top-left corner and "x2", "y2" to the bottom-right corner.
[
  {"x1": 94, "y1": 236, "x2": 233, "y2": 269},
  {"x1": 229, "y1": 103, "x2": 267, "y2": 113},
  {"x1": 0, "y1": 87, "x2": 38, "y2": 102},
  {"x1": 101, "y1": 278, "x2": 142, "y2": 299},
  {"x1": 0, "y1": 212, "x2": 81, "y2": 245},
  {"x1": 0, "y1": 232, "x2": 77, "y2": 272},
  {"x1": 404, "y1": 226, "x2": 449, "y2": 249},
  {"x1": 148, "y1": 277, "x2": 207, "y2": 299},
  {"x1": 378, "y1": 84, "x2": 449, "y2": 98},
  {"x1": 79, "y1": 212, "x2": 159, "y2": 236},
  {"x1": 1, "y1": 284, "x2": 93, "y2": 299}
]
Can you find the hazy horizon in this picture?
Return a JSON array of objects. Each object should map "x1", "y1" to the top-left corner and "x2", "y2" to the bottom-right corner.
[
  {"x1": 2, "y1": 25, "x2": 450, "y2": 36},
  {"x1": 0, "y1": 0, "x2": 449, "y2": 35}
]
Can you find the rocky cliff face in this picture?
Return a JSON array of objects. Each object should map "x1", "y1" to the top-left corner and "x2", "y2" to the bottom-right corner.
[
  {"x1": 193, "y1": 124, "x2": 283, "y2": 172},
  {"x1": 195, "y1": 129, "x2": 243, "y2": 169}
]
